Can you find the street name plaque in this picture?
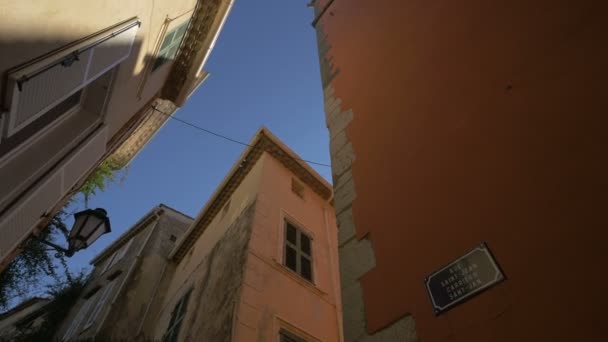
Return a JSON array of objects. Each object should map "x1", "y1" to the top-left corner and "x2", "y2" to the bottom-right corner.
[{"x1": 425, "y1": 243, "x2": 505, "y2": 315}]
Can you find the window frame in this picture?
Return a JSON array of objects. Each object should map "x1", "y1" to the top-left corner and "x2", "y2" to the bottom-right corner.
[
  {"x1": 283, "y1": 220, "x2": 314, "y2": 283},
  {"x1": 62, "y1": 291, "x2": 99, "y2": 341},
  {"x1": 82, "y1": 280, "x2": 117, "y2": 331},
  {"x1": 152, "y1": 21, "x2": 189, "y2": 71},
  {"x1": 2, "y1": 19, "x2": 139, "y2": 139},
  {"x1": 100, "y1": 238, "x2": 133, "y2": 274},
  {"x1": 280, "y1": 328, "x2": 307, "y2": 342},
  {"x1": 162, "y1": 289, "x2": 193, "y2": 342}
]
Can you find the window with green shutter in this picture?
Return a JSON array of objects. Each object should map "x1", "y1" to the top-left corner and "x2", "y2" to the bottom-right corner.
[{"x1": 153, "y1": 22, "x2": 189, "y2": 71}]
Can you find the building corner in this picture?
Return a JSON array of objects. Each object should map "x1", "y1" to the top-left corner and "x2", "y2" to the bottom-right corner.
[{"x1": 311, "y1": 2, "x2": 417, "y2": 341}]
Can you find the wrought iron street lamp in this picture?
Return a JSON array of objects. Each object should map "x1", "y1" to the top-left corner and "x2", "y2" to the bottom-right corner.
[{"x1": 38, "y1": 208, "x2": 111, "y2": 257}]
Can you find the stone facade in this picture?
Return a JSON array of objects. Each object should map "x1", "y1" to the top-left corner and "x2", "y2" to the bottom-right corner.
[
  {"x1": 53, "y1": 205, "x2": 192, "y2": 341},
  {"x1": 312, "y1": 2, "x2": 417, "y2": 341},
  {"x1": 174, "y1": 202, "x2": 255, "y2": 341}
]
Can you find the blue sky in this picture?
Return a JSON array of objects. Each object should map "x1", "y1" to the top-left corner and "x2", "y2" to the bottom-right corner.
[{"x1": 63, "y1": 1, "x2": 330, "y2": 275}]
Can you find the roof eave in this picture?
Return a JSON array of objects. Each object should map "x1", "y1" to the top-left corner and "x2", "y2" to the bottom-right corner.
[
  {"x1": 168, "y1": 127, "x2": 333, "y2": 262},
  {"x1": 161, "y1": 0, "x2": 233, "y2": 105}
]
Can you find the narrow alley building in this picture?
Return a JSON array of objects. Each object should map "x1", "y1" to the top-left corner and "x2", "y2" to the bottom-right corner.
[
  {"x1": 0, "y1": 0, "x2": 233, "y2": 272},
  {"x1": 54, "y1": 128, "x2": 342, "y2": 341}
]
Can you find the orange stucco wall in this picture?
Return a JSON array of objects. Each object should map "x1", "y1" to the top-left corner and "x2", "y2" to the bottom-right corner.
[
  {"x1": 316, "y1": 0, "x2": 608, "y2": 341},
  {"x1": 234, "y1": 153, "x2": 342, "y2": 341}
]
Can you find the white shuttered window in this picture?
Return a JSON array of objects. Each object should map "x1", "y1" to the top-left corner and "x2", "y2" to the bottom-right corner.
[
  {"x1": 83, "y1": 280, "x2": 117, "y2": 330},
  {"x1": 62, "y1": 291, "x2": 99, "y2": 341},
  {"x1": 2, "y1": 18, "x2": 139, "y2": 137}
]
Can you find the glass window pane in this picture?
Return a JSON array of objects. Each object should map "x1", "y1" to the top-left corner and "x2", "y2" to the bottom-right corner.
[
  {"x1": 301, "y1": 256, "x2": 312, "y2": 281},
  {"x1": 166, "y1": 45, "x2": 180, "y2": 60},
  {"x1": 177, "y1": 291, "x2": 191, "y2": 317},
  {"x1": 173, "y1": 23, "x2": 188, "y2": 43},
  {"x1": 286, "y1": 223, "x2": 297, "y2": 244},
  {"x1": 160, "y1": 31, "x2": 176, "y2": 50},
  {"x1": 300, "y1": 233, "x2": 311, "y2": 256},
  {"x1": 285, "y1": 246, "x2": 297, "y2": 272}
]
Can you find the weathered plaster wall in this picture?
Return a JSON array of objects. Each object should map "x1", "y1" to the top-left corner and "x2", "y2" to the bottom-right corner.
[
  {"x1": 152, "y1": 202, "x2": 256, "y2": 341},
  {"x1": 166, "y1": 153, "x2": 265, "y2": 294},
  {"x1": 150, "y1": 156, "x2": 266, "y2": 341},
  {"x1": 53, "y1": 208, "x2": 191, "y2": 341},
  {"x1": 232, "y1": 153, "x2": 342, "y2": 342},
  {"x1": 102, "y1": 212, "x2": 191, "y2": 340},
  {"x1": 53, "y1": 218, "x2": 155, "y2": 341}
]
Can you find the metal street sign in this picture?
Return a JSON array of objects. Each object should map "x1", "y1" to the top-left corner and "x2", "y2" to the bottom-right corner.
[{"x1": 425, "y1": 243, "x2": 505, "y2": 315}]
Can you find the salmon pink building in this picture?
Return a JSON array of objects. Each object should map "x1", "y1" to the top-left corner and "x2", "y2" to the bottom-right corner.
[{"x1": 148, "y1": 128, "x2": 342, "y2": 341}]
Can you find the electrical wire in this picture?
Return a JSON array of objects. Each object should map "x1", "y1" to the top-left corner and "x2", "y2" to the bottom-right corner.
[{"x1": 151, "y1": 107, "x2": 332, "y2": 168}]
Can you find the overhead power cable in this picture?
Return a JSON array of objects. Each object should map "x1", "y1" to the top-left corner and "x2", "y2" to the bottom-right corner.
[{"x1": 151, "y1": 107, "x2": 331, "y2": 168}]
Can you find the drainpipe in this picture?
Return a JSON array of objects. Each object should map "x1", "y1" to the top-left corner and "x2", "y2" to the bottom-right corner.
[
  {"x1": 94, "y1": 209, "x2": 163, "y2": 336},
  {"x1": 323, "y1": 200, "x2": 344, "y2": 342}
]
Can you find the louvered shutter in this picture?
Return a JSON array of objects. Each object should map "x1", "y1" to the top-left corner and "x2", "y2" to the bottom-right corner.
[
  {"x1": 4, "y1": 50, "x2": 91, "y2": 136},
  {"x1": 3, "y1": 19, "x2": 139, "y2": 137},
  {"x1": 85, "y1": 24, "x2": 138, "y2": 82}
]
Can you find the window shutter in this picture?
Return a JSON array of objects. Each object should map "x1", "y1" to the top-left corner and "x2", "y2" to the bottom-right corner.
[
  {"x1": 101, "y1": 238, "x2": 133, "y2": 273},
  {"x1": 3, "y1": 19, "x2": 139, "y2": 137},
  {"x1": 83, "y1": 280, "x2": 117, "y2": 330},
  {"x1": 85, "y1": 24, "x2": 138, "y2": 82},
  {"x1": 4, "y1": 50, "x2": 91, "y2": 136},
  {"x1": 63, "y1": 292, "x2": 98, "y2": 341},
  {"x1": 114, "y1": 238, "x2": 133, "y2": 261}
]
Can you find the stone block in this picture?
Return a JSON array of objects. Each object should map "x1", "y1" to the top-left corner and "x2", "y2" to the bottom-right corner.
[
  {"x1": 324, "y1": 85, "x2": 335, "y2": 99},
  {"x1": 330, "y1": 130, "x2": 348, "y2": 156},
  {"x1": 339, "y1": 237, "x2": 376, "y2": 287},
  {"x1": 328, "y1": 109, "x2": 353, "y2": 138},
  {"x1": 334, "y1": 172, "x2": 356, "y2": 215},
  {"x1": 325, "y1": 96, "x2": 343, "y2": 123},
  {"x1": 331, "y1": 142, "x2": 355, "y2": 177},
  {"x1": 337, "y1": 207, "x2": 356, "y2": 246},
  {"x1": 341, "y1": 281, "x2": 367, "y2": 342}
]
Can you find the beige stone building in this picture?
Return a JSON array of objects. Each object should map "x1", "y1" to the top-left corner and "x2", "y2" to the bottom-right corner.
[
  {"x1": 54, "y1": 204, "x2": 193, "y2": 341},
  {"x1": 0, "y1": 0, "x2": 233, "y2": 271},
  {"x1": 0, "y1": 297, "x2": 51, "y2": 340}
]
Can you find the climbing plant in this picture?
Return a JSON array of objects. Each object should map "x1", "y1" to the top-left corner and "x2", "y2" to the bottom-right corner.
[
  {"x1": 0, "y1": 156, "x2": 127, "y2": 310},
  {"x1": 11, "y1": 271, "x2": 88, "y2": 342},
  {"x1": 79, "y1": 157, "x2": 127, "y2": 208},
  {"x1": 0, "y1": 208, "x2": 71, "y2": 310}
]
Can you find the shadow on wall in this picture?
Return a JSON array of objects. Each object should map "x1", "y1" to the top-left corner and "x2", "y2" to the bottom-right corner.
[
  {"x1": 0, "y1": 33, "x2": 153, "y2": 99},
  {"x1": 0, "y1": 20, "x2": 179, "y2": 162},
  {"x1": 0, "y1": 27, "x2": 180, "y2": 267}
]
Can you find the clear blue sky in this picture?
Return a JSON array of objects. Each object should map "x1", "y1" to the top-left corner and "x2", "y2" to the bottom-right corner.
[{"x1": 65, "y1": 1, "x2": 330, "y2": 275}]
